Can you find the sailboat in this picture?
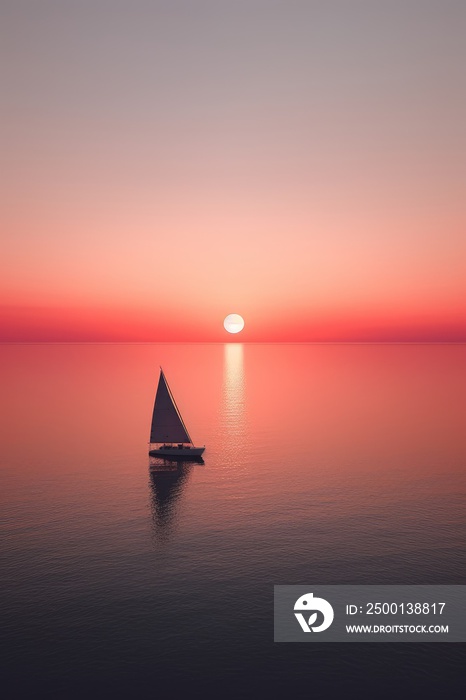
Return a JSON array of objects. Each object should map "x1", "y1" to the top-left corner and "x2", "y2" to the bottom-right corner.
[{"x1": 148, "y1": 368, "x2": 205, "y2": 458}]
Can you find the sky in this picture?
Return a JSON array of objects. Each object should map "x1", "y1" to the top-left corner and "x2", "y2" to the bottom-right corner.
[{"x1": 1, "y1": 0, "x2": 465, "y2": 341}]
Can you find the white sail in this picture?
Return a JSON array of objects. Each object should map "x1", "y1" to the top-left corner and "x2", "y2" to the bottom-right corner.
[{"x1": 149, "y1": 370, "x2": 192, "y2": 444}]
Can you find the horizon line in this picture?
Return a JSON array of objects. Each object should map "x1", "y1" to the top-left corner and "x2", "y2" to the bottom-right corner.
[{"x1": 2, "y1": 341, "x2": 465, "y2": 346}]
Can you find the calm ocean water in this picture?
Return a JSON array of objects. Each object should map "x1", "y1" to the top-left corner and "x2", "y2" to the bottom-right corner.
[{"x1": 1, "y1": 344, "x2": 465, "y2": 697}]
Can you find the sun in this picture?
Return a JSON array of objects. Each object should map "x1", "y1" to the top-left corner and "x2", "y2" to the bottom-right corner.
[{"x1": 223, "y1": 314, "x2": 245, "y2": 334}]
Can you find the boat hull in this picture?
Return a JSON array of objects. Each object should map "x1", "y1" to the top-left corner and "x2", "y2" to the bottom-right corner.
[{"x1": 149, "y1": 446, "x2": 205, "y2": 458}]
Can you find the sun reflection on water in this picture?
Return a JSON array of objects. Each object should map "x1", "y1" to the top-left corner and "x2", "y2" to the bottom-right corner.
[
  {"x1": 219, "y1": 344, "x2": 248, "y2": 473},
  {"x1": 223, "y1": 343, "x2": 245, "y2": 432}
]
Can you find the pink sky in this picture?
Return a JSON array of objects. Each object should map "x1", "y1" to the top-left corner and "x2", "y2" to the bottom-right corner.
[{"x1": 1, "y1": 1, "x2": 465, "y2": 341}]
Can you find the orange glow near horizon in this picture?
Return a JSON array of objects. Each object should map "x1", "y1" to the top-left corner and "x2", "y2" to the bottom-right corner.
[{"x1": 1, "y1": 300, "x2": 465, "y2": 342}]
